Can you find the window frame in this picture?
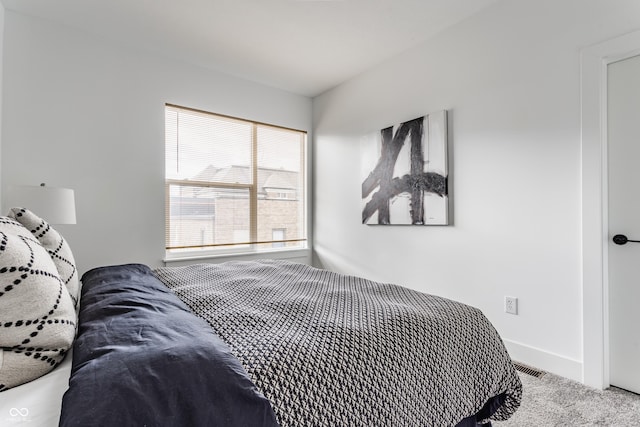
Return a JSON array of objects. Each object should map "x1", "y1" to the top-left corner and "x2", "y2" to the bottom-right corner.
[{"x1": 164, "y1": 103, "x2": 309, "y2": 260}]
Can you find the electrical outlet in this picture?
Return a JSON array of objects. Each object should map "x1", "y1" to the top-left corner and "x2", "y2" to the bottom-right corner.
[{"x1": 505, "y1": 296, "x2": 518, "y2": 315}]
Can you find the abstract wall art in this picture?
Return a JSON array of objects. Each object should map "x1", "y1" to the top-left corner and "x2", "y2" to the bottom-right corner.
[{"x1": 361, "y1": 111, "x2": 448, "y2": 225}]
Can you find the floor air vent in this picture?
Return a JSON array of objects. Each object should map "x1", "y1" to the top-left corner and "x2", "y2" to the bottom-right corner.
[{"x1": 513, "y1": 362, "x2": 546, "y2": 378}]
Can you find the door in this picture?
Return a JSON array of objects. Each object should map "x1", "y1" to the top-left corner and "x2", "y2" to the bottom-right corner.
[{"x1": 608, "y1": 53, "x2": 640, "y2": 394}]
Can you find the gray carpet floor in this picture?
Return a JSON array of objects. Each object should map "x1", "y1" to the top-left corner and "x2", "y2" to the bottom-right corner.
[{"x1": 494, "y1": 371, "x2": 640, "y2": 426}]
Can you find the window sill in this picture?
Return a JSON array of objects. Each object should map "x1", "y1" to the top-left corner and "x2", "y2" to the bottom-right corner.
[{"x1": 163, "y1": 247, "x2": 312, "y2": 266}]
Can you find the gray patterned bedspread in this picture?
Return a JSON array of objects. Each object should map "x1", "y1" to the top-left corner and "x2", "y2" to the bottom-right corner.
[{"x1": 154, "y1": 260, "x2": 521, "y2": 426}]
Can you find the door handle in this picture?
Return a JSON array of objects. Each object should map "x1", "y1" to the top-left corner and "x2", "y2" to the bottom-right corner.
[{"x1": 612, "y1": 234, "x2": 640, "y2": 245}]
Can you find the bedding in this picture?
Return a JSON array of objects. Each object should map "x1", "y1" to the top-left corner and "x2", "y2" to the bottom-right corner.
[
  {"x1": 57, "y1": 260, "x2": 521, "y2": 426},
  {"x1": 0, "y1": 216, "x2": 76, "y2": 392},
  {"x1": 155, "y1": 260, "x2": 522, "y2": 426},
  {"x1": 8, "y1": 208, "x2": 80, "y2": 308},
  {"x1": 59, "y1": 263, "x2": 277, "y2": 427},
  {"x1": 0, "y1": 349, "x2": 72, "y2": 426}
]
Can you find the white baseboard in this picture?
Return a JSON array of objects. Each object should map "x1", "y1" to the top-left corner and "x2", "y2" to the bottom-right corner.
[{"x1": 504, "y1": 338, "x2": 583, "y2": 383}]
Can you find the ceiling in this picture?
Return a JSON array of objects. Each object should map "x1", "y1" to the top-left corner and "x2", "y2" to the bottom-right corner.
[{"x1": 1, "y1": 0, "x2": 502, "y2": 97}]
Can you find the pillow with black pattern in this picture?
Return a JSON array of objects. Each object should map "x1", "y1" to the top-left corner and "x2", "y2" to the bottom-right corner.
[
  {"x1": 8, "y1": 208, "x2": 79, "y2": 308},
  {"x1": 0, "y1": 217, "x2": 76, "y2": 392}
]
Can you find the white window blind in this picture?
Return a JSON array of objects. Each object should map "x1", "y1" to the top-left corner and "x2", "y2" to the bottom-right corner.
[{"x1": 165, "y1": 104, "x2": 307, "y2": 254}]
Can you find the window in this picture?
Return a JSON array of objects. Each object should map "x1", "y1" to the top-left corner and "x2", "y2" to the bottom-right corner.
[
  {"x1": 165, "y1": 104, "x2": 307, "y2": 256},
  {"x1": 272, "y1": 228, "x2": 286, "y2": 248}
]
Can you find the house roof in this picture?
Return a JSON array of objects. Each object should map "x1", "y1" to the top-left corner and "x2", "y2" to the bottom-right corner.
[{"x1": 196, "y1": 165, "x2": 299, "y2": 194}]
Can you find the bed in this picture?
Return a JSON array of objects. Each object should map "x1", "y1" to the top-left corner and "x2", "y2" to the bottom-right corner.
[{"x1": 0, "y1": 209, "x2": 522, "y2": 427}]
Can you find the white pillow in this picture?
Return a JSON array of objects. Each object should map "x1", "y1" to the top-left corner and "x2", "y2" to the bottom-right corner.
[
  {"x1": 0, "y1": 217, "x2": 76, "y2": 392},
  {"x1": 8, "y1": 208, "x2": 79, "y2": 308}
]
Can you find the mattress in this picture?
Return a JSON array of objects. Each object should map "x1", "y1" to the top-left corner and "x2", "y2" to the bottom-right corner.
[
  {"x1": 61, "y1": 261, "x2": 520, "y2": 426},
  {"x1": 0, "y1": 351, "x2": 72, "y2": 426},
  {"x1": 2, "y1": 261, "x2": 522, "y2": 426}
]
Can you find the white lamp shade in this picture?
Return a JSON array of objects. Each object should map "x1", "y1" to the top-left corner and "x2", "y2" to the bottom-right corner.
[{"x1": 7, "y1": 184, "x2": 77, "y2": 224}]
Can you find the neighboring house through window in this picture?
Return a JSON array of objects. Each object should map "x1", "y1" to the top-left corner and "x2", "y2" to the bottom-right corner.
[
  {"x1": 272, "y1": 228, "x2": 286, "y2": 248},
  {"x1": 165, "y1": 104, "x2": 307, "y2": 256}
]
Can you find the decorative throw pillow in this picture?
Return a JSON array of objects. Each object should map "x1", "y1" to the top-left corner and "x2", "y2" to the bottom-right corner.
[
  {"x1": 8, "y1": 208, "x2": 79, "y2": 308},
  {"x1": 0, "y1": 217, "x2": 76, "y2": 392}
]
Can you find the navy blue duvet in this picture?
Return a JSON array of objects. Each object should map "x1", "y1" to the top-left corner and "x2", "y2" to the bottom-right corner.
[{"x1": 59, "y1": 264, "x2": 277, "y2": 427}]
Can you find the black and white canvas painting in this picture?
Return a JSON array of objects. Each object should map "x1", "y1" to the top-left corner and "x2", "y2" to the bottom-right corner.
[{"x1": 361, "y1": 111, "x2": 448, "y2": 225}]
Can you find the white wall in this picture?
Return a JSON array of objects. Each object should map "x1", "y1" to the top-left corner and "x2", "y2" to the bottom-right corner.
[
  {"x1": 0, "y1": 4, "x2": 4, "y2": 201},
  {"x1": 312, "y1": 0, "x2": 640, "y2": 381},
  {"x1": 1, "y1": 11, "x2": 312, "y2": 274}
]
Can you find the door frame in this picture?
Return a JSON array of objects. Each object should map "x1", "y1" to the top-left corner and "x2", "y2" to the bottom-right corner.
[{"x1": 581, "y1": 30, "x2": 640, "y2": 389}]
